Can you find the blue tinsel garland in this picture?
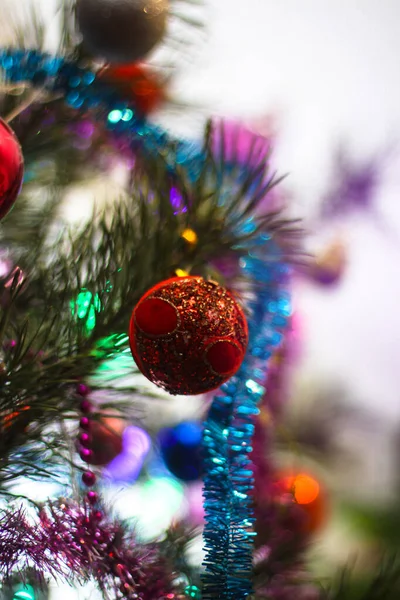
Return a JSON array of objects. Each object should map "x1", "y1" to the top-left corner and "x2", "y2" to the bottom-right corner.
[
  {"x1": 202, "y1": 241, "x2": 290, "y2": 600},
  {"x1": 0, "y1": 49, "x2": 291, "y2": 600}
]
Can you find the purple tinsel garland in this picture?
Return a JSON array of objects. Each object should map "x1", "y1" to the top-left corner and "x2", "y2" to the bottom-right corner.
[{"x1": 0, "y1": 500, "x2": 175, "y2": 599}]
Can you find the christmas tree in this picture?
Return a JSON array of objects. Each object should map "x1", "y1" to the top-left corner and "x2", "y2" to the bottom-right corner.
[{"x1": 0, "y1": 2, "x2": 398, "y2": 599}]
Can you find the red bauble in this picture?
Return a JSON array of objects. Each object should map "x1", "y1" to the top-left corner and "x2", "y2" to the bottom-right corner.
[
  {"x1": 277, "y1": 471, "x2": 327, "y2": 535},
  {"x1": 99, "y1": 63, "x2": 165, "y2": 116},
  {"x1": 129, "y1": 276, "x2": 248, "y2": 395},
  {"x1": 255, "y1": 470, "x2": 327, "y2": 550},
  {"x1": 87, "y1": 416, "x2": 124, "y2": 466},
  {"x1": 0, "y1": 119, "x2": 24, "y2": 221}
]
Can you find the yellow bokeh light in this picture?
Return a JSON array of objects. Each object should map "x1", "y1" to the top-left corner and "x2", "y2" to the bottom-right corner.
[
  {"x1": 175, "y1": 269, "x2": 189, "y2": 277},
  {"x1": 259, "y1": 407, "x2": 272, "y2": 427},
  {"x1": 181, "y1": 228, "x2": 198, "y2": 245}
]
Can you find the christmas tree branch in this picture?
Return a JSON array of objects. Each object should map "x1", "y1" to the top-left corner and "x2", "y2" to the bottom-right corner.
[
  {"x1": 0, "y1": 106, "x2": 299, "y2": 491},
  {"x1": 322, "y1": 556, "x2": 400, "y2": 600}
]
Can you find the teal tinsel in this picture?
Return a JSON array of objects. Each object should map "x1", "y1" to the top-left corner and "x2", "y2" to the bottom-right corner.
[
  {"x1": 0, "y1": 48, "x2": 203, "y2": 179},
  {"x1": 202, "y1": 240, "x2": 291, "y2": 600}
]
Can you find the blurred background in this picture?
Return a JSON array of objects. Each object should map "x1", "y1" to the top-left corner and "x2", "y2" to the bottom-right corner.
[{"x1": 2, "y1": 0, "x2": 400, "y2": 598}]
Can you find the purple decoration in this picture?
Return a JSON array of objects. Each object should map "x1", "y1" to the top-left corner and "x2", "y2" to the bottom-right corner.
[
  {"x1": 87, "y1": 491, "x2": 98, "y2": 505},
  {"x1": 80, "y1": 448, "x2": 93, "y2": 462},
  {"x1": 80, "y1": 433, "x2": 91, "y2": 448},
  {"x1": 312, "y1": 264, "x2": 343, "y2": 286},
  {"x1": 74, "y1": 120, "x2": 95, "y2": 140},
  {"x1": 79, "y1": 399, "x2": 92, "y2": 414},
  {"x1": 212, "y1": 119, "x2": 271, "y2": 167},
  {"x1": 0, "y1": 500, "x2": 175, "y2": 598},
  {"x1": 76, "y1": 383, "x2": 90, "y2": 397},
  {"x1": 82, "y1": 470, "x2": 96, "y2": 487},
  {"x1": 104, "y1": 426, "x2": 151, "y2": 484},
  {"x1": 210, "y1": 118, "x2": 284, "y2": 223},
  {"x1": 320, "y1": 148, "x2": 384, "y2": 218},
  {"x1": 79, "y1": 417, "x2": 91, "y2": 430},
  {"x1": 170, "y1": 186, "x2": 187, "y2": 215},
  {"x1": 3, "y1": 339, "x2": 17, "y2": 351}
]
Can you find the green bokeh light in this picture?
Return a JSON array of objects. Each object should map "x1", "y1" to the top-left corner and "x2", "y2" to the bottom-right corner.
[
  {"x1": 70, "y1": 289, "x2": 101, "y2": 332},
  {"x1": 121, "y1": 109, "x2": 134, "y2": 122},
  {"x1": 107, "y1": 109, "x2": 123, "y2": 124},
  {"x1": 13, "y1": 584, "x2": 35, "y2": 600},
  {"x1": 184, "y1": 585, "x2": 201, "y2": 599}
]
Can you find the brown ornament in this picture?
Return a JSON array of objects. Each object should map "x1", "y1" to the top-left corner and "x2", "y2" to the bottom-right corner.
[{"x1": 76, "y1": 0, "x2": 169, "y2": 64}]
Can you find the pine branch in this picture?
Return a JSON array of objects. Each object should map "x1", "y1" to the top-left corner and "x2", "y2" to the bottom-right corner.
[{"x1": 321, "y1": 556, "x2": 400, "y2": 600}]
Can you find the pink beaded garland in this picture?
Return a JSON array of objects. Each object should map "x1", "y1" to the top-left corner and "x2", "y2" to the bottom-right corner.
[{"x1": 82, "y1": 470, "x2": 96, "y2": 487}]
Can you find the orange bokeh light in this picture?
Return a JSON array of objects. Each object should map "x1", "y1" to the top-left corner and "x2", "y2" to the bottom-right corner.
[{"x1": 284, "y1": 473, "x2": 320, "y2": 505}]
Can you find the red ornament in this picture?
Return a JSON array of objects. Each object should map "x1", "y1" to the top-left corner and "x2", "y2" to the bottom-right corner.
[
  {"x1": 129, "y1": 276, "x2": 248, "y2": 395},
  {"x1": 87, "y1": 416, "x2": 125, "y2": 466},
  {"x1": 254, "y1": 469, "x2": 328, "y2": 552},
  {"x1": 99, "y1": 63, "x2": 165, "y2": 116},
  {"x1": 0, "y1": 119, "x2": 24, "y2": 221},
  {"x1": 276, "y1": 471, "x2": 327, "y2": 535}
]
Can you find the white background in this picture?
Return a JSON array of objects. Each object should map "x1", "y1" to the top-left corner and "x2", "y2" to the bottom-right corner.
[{"x1": 172, "y1": 0, "x2": 400, "y2": 421}]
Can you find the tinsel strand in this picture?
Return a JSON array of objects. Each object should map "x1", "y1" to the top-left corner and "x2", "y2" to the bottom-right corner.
[
  {"x1": 0, "y1": 500, "x2": 175, "y2": 599},
  {"x1": 0, "y1": 49, "x2": 203, "y2": 178},
  {"x1": 202, "y1": 238, "x2": 291, "y2": 600}
]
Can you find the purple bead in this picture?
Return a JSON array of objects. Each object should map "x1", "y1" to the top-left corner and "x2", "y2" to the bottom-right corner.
[
  {"x1": 120, "y1": 583, "x2": 132, "y2": 595},
  {"x1": 87, "y1": 490, "x2": 98, "y2": 505},
  {"x1": 5, "y1": 339, "x2": 17, "y2": 349},
  {"x1": 80, "y1": 447, "x2": 93, "y2": 462},
  {"x1": 82, "y1": 470, "x2": 96, "y2": 487},
  {"x1": 76, "y1": 527, "x2": 87, "y2": 539},
  {"x1": 79, "y1": 417, "x2": 91, "y2": 431},
  {"x1": 93, "y1": 510, "x2": 103, "y2": 522},
  {"x1": 80, "y1": 433, "x2": 91, "y2": 448},
  {"x1": 80, "y1": 399, "x2": 92, "y2": 414},
  {"x1": 76, "y1": 383, "x2": 90, "y2": 397}
]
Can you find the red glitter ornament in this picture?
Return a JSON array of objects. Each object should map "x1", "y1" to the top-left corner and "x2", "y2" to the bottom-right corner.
[
  {"x1": 0, "y1": 118, "x2": 24, "y2": 221},
  {"x1": 129, "y1": 276, "x2": 248, "y2": 395}
]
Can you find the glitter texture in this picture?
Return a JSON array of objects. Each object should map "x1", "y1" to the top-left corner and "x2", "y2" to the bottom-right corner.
[{"x1": 129, "y1": 276, "x2": 248, "y2": 395}]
